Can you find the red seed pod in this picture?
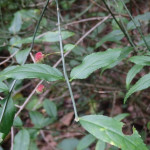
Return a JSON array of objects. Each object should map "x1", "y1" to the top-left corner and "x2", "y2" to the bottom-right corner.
[
  {"x1": 36, "y1": 84, "x2": 45, "y2": 94},
  {"x1": 35, "y1": 52, "x2": 44, "y2": 63}
]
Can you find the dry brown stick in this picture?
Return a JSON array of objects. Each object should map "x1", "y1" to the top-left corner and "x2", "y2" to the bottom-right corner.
[
  {"x1": 37, "y1": 16, "x2": 110, "y2": 39},
  {"x1": 65, "y1": 16, "x2": 112, "y2": 26},
  {"x1": 13, "y1": 82, "x2": 32, "y2": 96},
  {"x1": 0, "y1": 50, "x2": 18, "y2": 66}
]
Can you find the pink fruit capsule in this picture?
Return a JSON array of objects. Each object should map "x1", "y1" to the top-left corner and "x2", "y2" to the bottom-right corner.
[
  {"x1": 36, "y1": 84, "x2": 45, "y2": 94},
  {"x1": 35, "y1": 52, "x2": 44, "y2": 62}
]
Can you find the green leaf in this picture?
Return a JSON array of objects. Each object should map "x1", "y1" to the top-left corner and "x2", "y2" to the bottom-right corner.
[
  {"x1": 0, "y1": 64, "x2": 63, "y2": 82},
  {"x1": 18, "y1": 9, "x2": 40, "y2": 30},
  {"x1": 27, "y1": 128, "x2": 38, "y2": 140},
  {"x1": 95, "y1": 140, "x2": 106, "y2": 150},
  {"x1": 26, "y1": 97, "x2": 42, "y2": 111},
  {"x1": 64, "y1": 44, "x2": 76, "y2": 52},
  {"x1": 77, "y1": 134, "x2": 96, "y2": 150},
  {"x1": 124, "y1": 73, "x2": 150, "y2": 103},
  {"x1": 138, "y1": 35, "x2": 150, "y2": 47},
  {"x1": 70, "y1": 49, "x2": 121, "y2": 80},
  {"x1": 13, "y1": 116, "x2": 23, "y2": 127},
  {"x1": 9, "y1": 12, "x2": 22, "y2": 34},
  {"x1": 80, "y1": 115, "x2": 148, "y2": 150},
  {"x1": 0, "y1": 133, "x2": 5, "y2": 143},
  {"x1": 41, "y1": 31, "x2": 74, "y2": 42},
  {"x1": 114, "y1": 113, "x2": 130, "y2": 121},
  {"x1": 127, "y1": 12, "x2": 150, "y2": 30},
  {"x1": 9, "y1": 36, "x2": 22, "y2": 54},
  {"x1": 108, "y1": 146, "x2": 119, "y2": 150},
  {"x1": 57, "y1": 138, "x2": 79, "y2": 150},
  {"x1": 0, "y1": 98, "x2": 15, "y2": 135},
  {"x1": 126, "y1": 65, "x2": 143, "y2": 89},
  {"x1": 43, "y1": 99, "x2": 57, "y2": 118},
  {"x1": 96, "y1": 30, "x2": 124, "y2": 48},
  {"x1": 29, "y1": 141, "x2": 39, "y2": 150},
  {"x1": 14, "y1": 129, "x2": 30, "y2": 150},
  {"x1": 129, "y1": 56, "x2": 150, "y2": 65},
  {"x1": 102, "y1": 47, "x2": 132, "y2": 72},
  {"x1": 16, "y1": 31, "x2": 74, "y2": 45},
  {"x1": 0, "y1": 81, "x2": 8, "y2": 93},
  {"x1": 29, "y1": 111, "x2": 53, "y2": 128},
  {"x1": 16, "y1": 48, "x2": 30, "y2": 65}
]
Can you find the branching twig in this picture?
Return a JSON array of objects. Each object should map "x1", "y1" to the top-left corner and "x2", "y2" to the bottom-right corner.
[{"x1": 54, "y1": 15, "x2": 110, "y2": 67}]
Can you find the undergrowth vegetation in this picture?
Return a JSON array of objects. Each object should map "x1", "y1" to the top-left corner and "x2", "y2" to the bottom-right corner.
[{"x1": 0, "y1": 0, "x2": 150, "y2": 149}]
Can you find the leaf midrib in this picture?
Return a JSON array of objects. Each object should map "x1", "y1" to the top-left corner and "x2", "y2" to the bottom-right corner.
[
  {"x1": 0, "y1": 69, "x2": 62, "y2": 81},
  {"x1": 71, "y1": 55, "x2": 117, "y2": 79}
]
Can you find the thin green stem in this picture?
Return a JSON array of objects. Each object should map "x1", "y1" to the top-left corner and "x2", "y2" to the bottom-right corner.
[
  {"x1": 120, "y1": 0, "x2": 150, "y2": 51},
  {"x1": 55, "y1": 0, "x2": 79, "y2": 122},
  {"x1": 102, "y1": 0, "x2": 136, "y2": 50},
  {"x1": 113, "y1": 0, "x2": 136, "y2": 50}
]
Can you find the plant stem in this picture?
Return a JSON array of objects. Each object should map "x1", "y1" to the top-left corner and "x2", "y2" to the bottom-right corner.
[
  {"x1": 120, "y1": 0, "x2": 150, "y2": 51},
  {"x1": 113, "y1": 0, "x2": 136, "y2": 50},
  {"x1": 102, "y1": 0, "x2": 136, "y2": 50},
  {"x1": 55, "y1": 0, "x2": 79, "y2": 122}
]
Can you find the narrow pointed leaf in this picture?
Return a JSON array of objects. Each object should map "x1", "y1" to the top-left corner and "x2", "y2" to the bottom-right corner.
[
  {"x1": 124, "y1": 73, "x2": 150, "y2": 103},
  {"x1": 126, "y1": 65, "x2": 143, "y2": 89},
  {"x1": 80, "y1": 115, "x2": 147, "y2": 150},
  {"x1": 0, "y1": 64, "x2": 63, "y2": 82},
  {"x1": 0, "y1": 98, "x2": 15, "y2": 135},
  {"x1": 70, "y1": 49, "x2": 121, "y2": 80},
  {"x1": 129, "y1": 56, "x2": 150, "y2": 66}
]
